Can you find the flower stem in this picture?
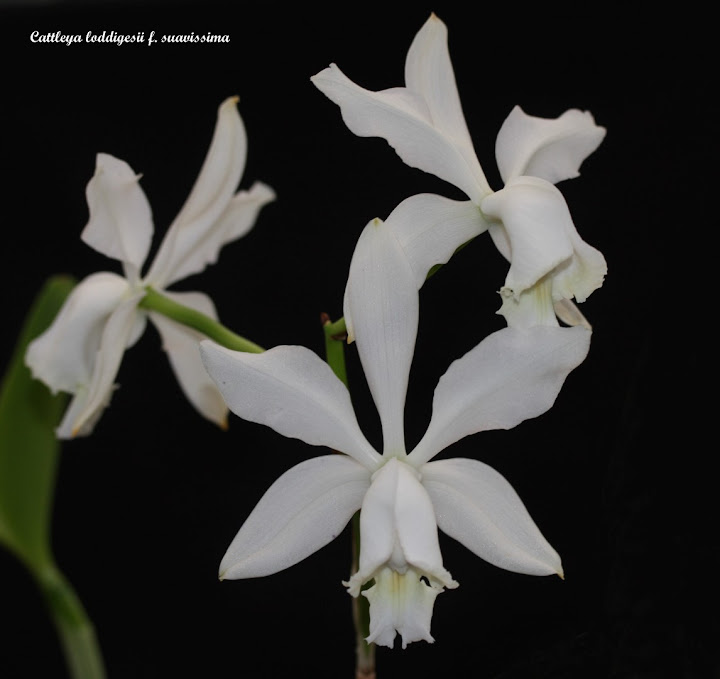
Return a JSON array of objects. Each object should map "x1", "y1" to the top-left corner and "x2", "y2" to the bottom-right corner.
[
  {"x1": 321, "y1": 313, "x2": 375, "y2": 679},
  {"x1": 321, "y1": 313, "x2": 348, "y2": 387},
  {"x1": 35, "y1": 563, "x2": 106, "y2": 679},
  {"x1": 139, "y1": 288, "x2": 264, "y2": 353},
  {"x1": 351, "y1": 513, "x2": 376, "y2": 679},
  {"x1": 323, "y1": 316, "x2": 347, "y2": 342}
]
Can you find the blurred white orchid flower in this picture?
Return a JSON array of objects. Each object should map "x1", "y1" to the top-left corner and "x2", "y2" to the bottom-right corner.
[
  {"x1": 312, "y1": 14, "x2": 606, "y2": 329},
  {"x1": 26, "y1": 97, "x2": 275, "y2": 438},
  {"x1": 201, "y1": 217, "x2": 590, "y2": 648}
]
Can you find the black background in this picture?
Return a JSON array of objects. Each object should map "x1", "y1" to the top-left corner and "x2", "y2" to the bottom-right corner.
[{"x1": 1, "y1": 2, "x2": 714, "y2": 678}]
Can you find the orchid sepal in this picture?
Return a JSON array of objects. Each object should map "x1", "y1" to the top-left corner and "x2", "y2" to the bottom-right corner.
[{"x1": 219, "y1": 455, "x2": 370, "y2": 580}]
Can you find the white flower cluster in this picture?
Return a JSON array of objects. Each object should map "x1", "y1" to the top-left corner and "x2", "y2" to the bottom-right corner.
[
  {"x1": 27, "y1": 14, "x2": 606, "y2": 651},
  {"x1": 203, "y1": 15, "x2": 606, "y2": 648}
]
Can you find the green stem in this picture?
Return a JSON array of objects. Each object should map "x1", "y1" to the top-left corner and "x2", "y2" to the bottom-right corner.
[
  {"x1": 323, "y1": 316, "x2": 347, "y2": 343},
  {"x1": 351, "y1": 513, "x2": 375, "y2": 679},
  {"x1": 139, "y1": 287, "x2": 264, "y2": 353},
  {"x1": 321, "y1": 314, "x2": 375, "y2": 679},
  {"x1": 35, "y1": 564, "x2": 106, "y2": 679},
  {"x1": 322, "y1": 313, "x2": 348, "y2": 387}
]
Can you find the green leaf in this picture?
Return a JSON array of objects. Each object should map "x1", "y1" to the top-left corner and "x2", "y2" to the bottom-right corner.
[
  {"x1": 0, "y1": 275, "x2": 75, "y2": 573},
  {"x1": 0, "y1": 276, "x2": 107, "y2": 679}
]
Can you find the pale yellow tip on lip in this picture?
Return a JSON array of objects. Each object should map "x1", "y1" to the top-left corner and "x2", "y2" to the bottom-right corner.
[
  {"x1": 219, "y1": 416, "x2": 229, "y2": 432},
  {"x1": 218, "y1": 571, "x2": 226, "y2": 582},
  {"x1": 557, "y1": 569, "x2": 565, "y2": 581}
]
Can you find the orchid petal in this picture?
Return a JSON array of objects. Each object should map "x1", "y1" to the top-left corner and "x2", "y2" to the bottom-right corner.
[
  {"x1": 219, "y1": 455, "x2": 369, "y2": 579},
  {"x1": 344, "y1": 219, "x2": 418, "y2": 456},
  {"x1": 148, "y1": 291, "x2": 227, "y2": 428},
  {"x1": 199, "y1": 342, "x2": 381, "y2": 469},
  {"x1": 146, "y1": 97, "x2": 248, "y2": 288},
  {"x1": 311, "y1": 64, "x2": 488, "y2": 203},
  {"x1": 496, "y1": 105, "x2": 606, "y2": 185},
  {"x1": 386, "y1": 193, "x2": 488, "y2": 289},
  {"x1": 209, "y1": 181, "x2": 275, "y2": 246},
  {"x1": 409, "y1": 326, "x2": 591, "y2": 465},
  {"x1": 25, "y1": 272, "x2": 131, "y2": 394},
  {"x1": 482, "y1": 176, "x2": 576, "y2": 299},
  {"x1": 81, "y1": 154, "x2": 153, "y2": 282},
  {"x1": 57, "y1": 292, "x2": 145, "y2": 438},
  {"x1": 348, "y1": 458, "x2": 456, "y2": 593},
  {"x1": 423, "y1": 458, "x2": 563, "y2": 576}
]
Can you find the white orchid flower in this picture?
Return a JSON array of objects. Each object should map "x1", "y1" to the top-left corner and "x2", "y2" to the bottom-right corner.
[
  {"x1": 200, "y1": 217, "x2": 591, "y2": 648},
  {"x1": 311, "y1": 14, "x2": 607, "y2": 329},
  {"x1": 26, "y1": 97, "x2": 275, "y2": 438}
]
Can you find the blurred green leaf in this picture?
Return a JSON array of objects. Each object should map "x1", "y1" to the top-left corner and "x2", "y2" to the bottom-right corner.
[
  {"x1": 0, "y1": 275, "x2": 75, "y2": 572},
  {"x1": 0, "y1": 275, "x2": 107, "y2": 678}
]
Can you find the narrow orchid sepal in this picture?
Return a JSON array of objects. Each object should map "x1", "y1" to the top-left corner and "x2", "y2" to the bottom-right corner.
[
  {"x1": 146, "y1": 97, "x2": 250, "y2": 289},
  {"x1": 200, "y1": 342, "x2": 381, "y2": 469},
  {"x1": 423, "y1": 458, "x2": 563, "y2": 576},
  {"x1": 220, "y1": 455, "x2": 370, "y2": 580},
  {"x1": 345, "y1": 218, "x2": 419, "y2": 456}
]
